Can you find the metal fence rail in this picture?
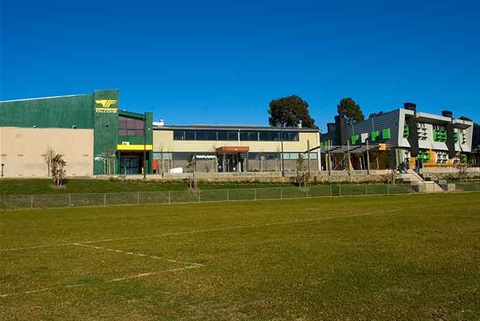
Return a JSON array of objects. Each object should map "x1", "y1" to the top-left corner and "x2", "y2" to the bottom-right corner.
[{"x1": 0, "y1": 182, "x2": 477, "y2": 210}]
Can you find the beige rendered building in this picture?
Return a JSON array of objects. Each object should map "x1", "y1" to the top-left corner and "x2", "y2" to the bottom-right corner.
[
  {"x1": 0, "y1": 127, "x2": 94, "y2": 178},
  {"x1": 152, "y1": 125, "x2": 320, "y2": 174}
]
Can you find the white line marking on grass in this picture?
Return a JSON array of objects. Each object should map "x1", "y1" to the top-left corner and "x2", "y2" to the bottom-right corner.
[
  {"x1": 0, "y1": 243, "x2": 73, "y2": 252},
  {"x1": 78, "y1": 208, "x2": 404, "y2": 245},
  {"x1": 2, "y1": 200, "x2": 472, "y2": 252},
  {"x1": 0, "y1": 265, "x2": 201, "y2": 298},
  {"x1": 71, "y1": 243, "x2": 205, "y2": 267}
]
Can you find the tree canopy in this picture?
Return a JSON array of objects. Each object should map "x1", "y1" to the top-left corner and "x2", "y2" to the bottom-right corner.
[
  {"x1": 337, "y1": 98, "x2": 365, "y2": 125},
  {"x1": 268, "y1": 95, "x2": 316, "y2": 128},
  {"x1": 369, "y1": 111, "x2": 385, "y2": 118}
]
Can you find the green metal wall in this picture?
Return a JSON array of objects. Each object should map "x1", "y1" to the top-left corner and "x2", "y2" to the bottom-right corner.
[
  {"x1": 0, "y1": 94, "x2": 94, "y2": 128},
  {"x1": 93, "y1": 90, "x2": 120, "y2": 175},
  {"x1": 116, "y1": 111, "x2": 154, "y2": 174},
  {"x1": 1, "y1": 89, "x2": 153, "y2": 176}
]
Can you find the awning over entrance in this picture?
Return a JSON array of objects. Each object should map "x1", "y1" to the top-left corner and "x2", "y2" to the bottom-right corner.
[{"x1": 215, "y1": 146, "x2": 250, "y2": 154}]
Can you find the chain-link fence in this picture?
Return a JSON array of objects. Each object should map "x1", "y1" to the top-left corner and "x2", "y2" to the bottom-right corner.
[{"x1": 1, "y1": 182, "x2": 478, "y2": 210}]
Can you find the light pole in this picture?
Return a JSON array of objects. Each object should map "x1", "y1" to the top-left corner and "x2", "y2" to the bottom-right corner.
[
  {"x1": 366, "y1": 138, "x2": 370, "y2": 175},
  {"x1": 143, "y1": 113, "x2": 147, "y2": 179},
  {"x1": 280, "y1": 123, "x2": 285, "y2": 177}
]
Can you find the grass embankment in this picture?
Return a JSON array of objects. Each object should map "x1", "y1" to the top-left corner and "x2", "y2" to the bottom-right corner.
[
  {"x1": 1, "y1": 193, "x2": 479, "y2": 320},
  {"x1": 0, "y1": 178, "x2": 292, "y2": 195}
]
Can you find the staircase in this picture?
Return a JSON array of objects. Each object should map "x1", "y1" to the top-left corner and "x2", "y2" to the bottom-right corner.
[{"x1": 400, "y1": 169, "x2": 444, "y2": 193}]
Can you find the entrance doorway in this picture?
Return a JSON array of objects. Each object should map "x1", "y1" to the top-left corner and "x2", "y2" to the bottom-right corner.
[
  {"x1": 119, "y1": 152, "x2": 148, "y2": 175},
  {"x1": 215, "y1": 146, "x2": 250, "y2": 173}
]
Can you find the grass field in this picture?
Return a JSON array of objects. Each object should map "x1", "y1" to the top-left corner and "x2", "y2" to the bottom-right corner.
[
  {"x1": 0, "y1": 178, "x2": 293, "y2": 195},
  {"x1": 1, "y1": 193, "x2": 479, "y2": 320}
]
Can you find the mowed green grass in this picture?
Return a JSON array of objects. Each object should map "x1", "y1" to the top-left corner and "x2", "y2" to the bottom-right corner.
[{"x1": 1, "y1": 194, "x2": 479, "y2": 320}]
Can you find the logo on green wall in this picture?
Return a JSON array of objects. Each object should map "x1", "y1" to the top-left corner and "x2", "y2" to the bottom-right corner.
[{"x1": 95, "y1": 99, "x2": 118, "y2": 113}]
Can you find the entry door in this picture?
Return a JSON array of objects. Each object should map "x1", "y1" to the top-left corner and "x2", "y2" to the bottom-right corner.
[{"x1": 120, "y1": 155, "x2": 141, "y2": 174}]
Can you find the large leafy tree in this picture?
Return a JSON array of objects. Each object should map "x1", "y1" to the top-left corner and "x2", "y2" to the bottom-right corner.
[
  {"x1": 337, "y1": 98, "x2": 365, "y2": 125},
  {"x1": 268, "y1": 95, "x2": 316, "y2": 128}
]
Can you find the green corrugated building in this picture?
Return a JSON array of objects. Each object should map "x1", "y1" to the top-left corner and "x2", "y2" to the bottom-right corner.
[{"x1": 0, "y1": 89, "x2": 153, "y2": 177}]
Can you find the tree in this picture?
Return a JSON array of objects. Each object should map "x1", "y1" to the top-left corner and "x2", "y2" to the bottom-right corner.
[
  {"x1": 295, "y1": 154, "x2": 310, "y2": 188},
  {"x1": 51, "y1": 153, "x2": 67, "y2": 186},
  {"x1": 186, "y1": 154, "x2": 197, "y2": 190},
  {"x1": 268, "y1": 95, "x2": 316, "y2": 128},
  {"x1": 337, "y1": 98, "x2": 364, "y2": 125},
  {"x1": 43, "y1": 147, "x2": 56, "y2": 177}
]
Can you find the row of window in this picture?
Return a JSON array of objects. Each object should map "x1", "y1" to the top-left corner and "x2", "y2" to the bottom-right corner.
[
  {"x1": 119, "y1": 116, "x2": 145, "y2": 137},
  {"x1": 173, "y1": 130, "x2": 300, "y2": 142},
  {"x1": 153, "y1": 152, "x2": 318, "y2": 161}
]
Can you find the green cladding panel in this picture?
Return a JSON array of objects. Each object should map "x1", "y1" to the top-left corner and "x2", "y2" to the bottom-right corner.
[
  {"x1": 382, "y1": 128, "x2": 391, "y2": 140},
  {"x1": 403, "y1": 125, "x2": 409, "y2": 138},
  {"x1": 0, "y1": 95, "x2": 94, "y2": 128},
  {"x1": 351, "y1": 135, "x2": 359, "y2": 145},
  {"x1": 93, "y1": 90, "x2": 120, "y2": 175}
]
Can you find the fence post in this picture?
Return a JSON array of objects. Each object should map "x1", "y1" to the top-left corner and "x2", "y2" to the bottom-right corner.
[
  {"x1": 280, "y1": 187, "x2": 283, "y2": 199},
  {"x1": 387, "y1": 183, "x2": 390, "y2": 195},
  {"x1": 339, "y1": 185, "x2": 342, "y2": 196},
  {"x1": 31, "y1": 195, "x2": 34, "y2": 209},
  {"x1": 198, "y1": 190, "x2": 201, "y2": 203},
  {"x1": 306, "y1": 188, "x2": 309, "y2": 198},
  {"x1": 227, "y1": 189, "x2": 229, "y2": 201},
  {"x1": 168, "y1": 191, "x2": 171, "y2": 204},
  {"x1": 69, "y1": 193, "x2": 72, "y2": 206},
  {"x1": 330, "y1": 185, "x2": 333, "y2": 196},
  {"x1": 104, "y1": 193, "x2": 107, "y2": 207},
  {"x1": 137, "y1": 192, "x2": 140, "y2": 205},
  {"x1": 254, "y1": 188, "x2": 257, "y2": 201}
]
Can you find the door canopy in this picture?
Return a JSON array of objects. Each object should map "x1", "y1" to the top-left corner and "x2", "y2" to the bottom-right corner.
[{"x1": 215, "y1": 146, "x2": 250, "y2": 154}]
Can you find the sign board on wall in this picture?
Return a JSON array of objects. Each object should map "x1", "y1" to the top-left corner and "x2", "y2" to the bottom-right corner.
[{"x1": 94, "y1": 100, "x2": 118, "y2": 113}]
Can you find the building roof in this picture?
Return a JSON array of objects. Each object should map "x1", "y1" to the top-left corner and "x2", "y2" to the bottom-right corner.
[{"x1": 153, "y1": 124, "x2": 319, "y2": 132}]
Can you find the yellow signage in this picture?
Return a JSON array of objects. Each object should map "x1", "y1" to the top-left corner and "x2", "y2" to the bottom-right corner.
[
  {"x1": 95, "y1": 99, "x2": 118, "y2": 113},
  {"x1": 117, "y1": 144, "x2": 153, "y2": 151}
]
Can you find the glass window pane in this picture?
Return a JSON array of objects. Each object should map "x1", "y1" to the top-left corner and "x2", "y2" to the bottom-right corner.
[
  {"x1": 184, "y1": 130, "x2": 195, "y2": 140},
  {"x1": 119, "y1": 118, "x2": 127, "y2": 130},
  {"x1": 217, "y1": 131, "x2": 227, "y2": 140},
  {"x1": 136, "y1": 120, "x2": 145, "y2": 129},
  {"x1": 249, "y1": 131, "x2": 259, "y2": 141},
  {"x1": 127, "y1": 118, "x2": 136, "y2": 129},
  {"x1": 240, "y1": 131, "x2": 249, "y2": 141},
  {"x1": 195, "y1": 130, "x2": 207, "y2": 140},
  {"x1": 127, "y1": 129, "x2": 136, "y2": 136},
  {"x1": 259, "y1": 131, "x2": 269, "y2": 141},
  {"x1": 173, "y1": 131, "x2": 184, "y2": 140},
  {"x1": 227, "y1": 131, "x2": 238, "y2": 141},
  {"x1": 206, "y1": 131, "x2": 217, "y2": 140},
  {"x1": 119, "y1": 129, "x2": 127, "y2": 136}
]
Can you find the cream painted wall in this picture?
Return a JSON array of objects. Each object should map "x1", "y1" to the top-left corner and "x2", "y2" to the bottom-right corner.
[
  {"x1": 0, "y1": 127, "x2": 94, "y2": 178},
  {"x1": 153, "y1": 130, "x2": 320, "y2": 154},
  {"x1": 153, "y1": 129, "x2": 321, "y2": 172}
]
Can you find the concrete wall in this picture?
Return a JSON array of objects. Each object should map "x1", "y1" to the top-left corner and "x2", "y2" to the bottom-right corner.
[{"x1": 0, "y1": 127, "x2": 93, "y2": 178}]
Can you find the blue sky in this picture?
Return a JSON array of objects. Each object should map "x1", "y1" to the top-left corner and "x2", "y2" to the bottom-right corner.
[{"x1": 1, "y1": 0, "x2": 479, "y2": 129}]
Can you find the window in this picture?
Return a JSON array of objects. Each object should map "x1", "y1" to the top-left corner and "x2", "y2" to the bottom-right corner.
[
  {"x1": 184, "y1": 130, "x2": 195, "y2": 140},
  {"x1": 172, "y1": 129, "x2": 302, "y2": 141},
  {"x1": 119, "y1": 116, "x2": 145, "y2": 137},
  {"x1": 173, "y1": 131, "x2": 185, "y2": 140}
]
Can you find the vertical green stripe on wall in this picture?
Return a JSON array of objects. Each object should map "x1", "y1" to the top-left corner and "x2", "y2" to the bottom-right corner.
[{"x1": 93, "y1": 89, "x2": 120, "y2": 175}]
